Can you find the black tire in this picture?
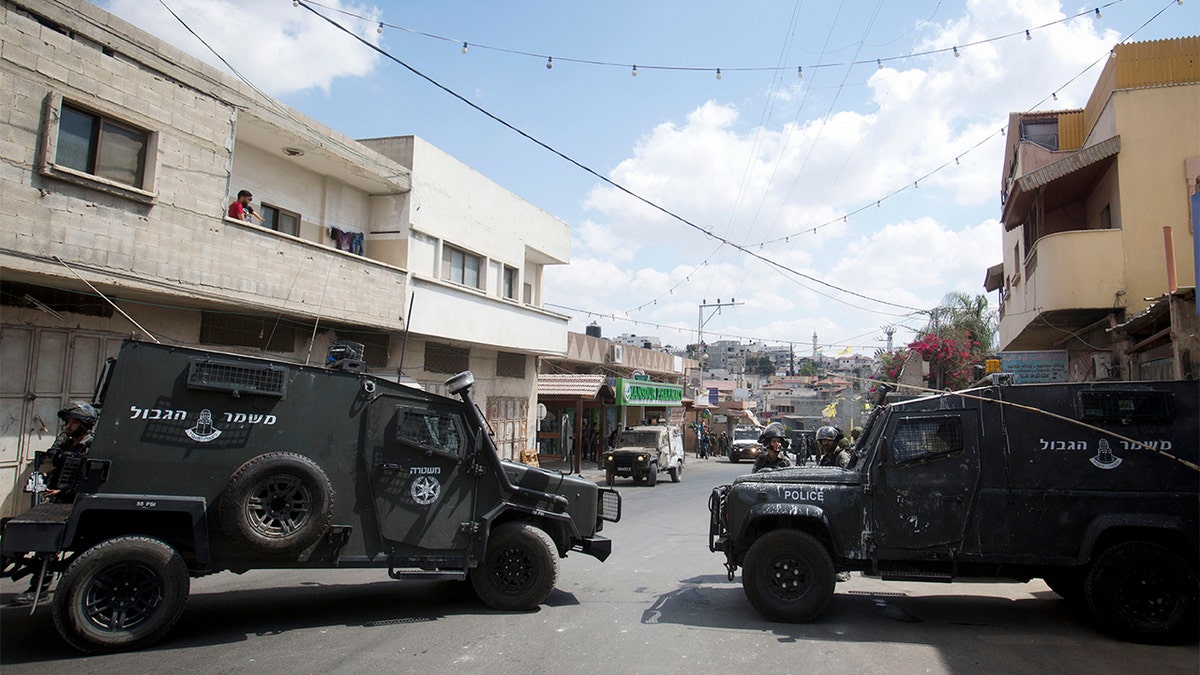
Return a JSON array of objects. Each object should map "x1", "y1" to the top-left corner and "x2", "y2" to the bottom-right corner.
[
  {"x1": 1084, "y1": 540, "x2": 1199, "y2": 643},
  {"x1": 729, "y1": 455, "x2": 739, "y2": 463},
  {"x1": 1042, "y1": 569, "x2": 1086, "y2": 604},
  {"x1": 669, "y1": 461, "x2": 681, "y2": 483},
  {"x1": 470, "y1": 522, "x2": 559, "y2": 611},
  {"x1": 219, "y1": 452, "x2": 333, "y2": 555},
  {"x1": 647, "y1": 463, "x2": 658, "y2": 487},
  {"x1": 742, "y1": 529, "x2": 835, "y2": 623},
  {"x1": 52, "y1": 536, "x2": 189, "y2": 653}
]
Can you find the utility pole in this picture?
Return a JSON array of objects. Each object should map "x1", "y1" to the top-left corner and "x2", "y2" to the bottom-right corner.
[
  {"x1": 880, "y1": 324, "x2": 896, "y2": 352},
  {"x1": 697, "y1": 298, "x2": 743, "y2": 372}
]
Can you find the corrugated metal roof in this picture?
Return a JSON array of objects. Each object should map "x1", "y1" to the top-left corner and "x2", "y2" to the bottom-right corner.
[
  {"x1": 1016, "y1": 136, "x2": 1121, "y2": 193},
  {"x1": 537, "y1": 374, "x2": 614, "y2": 398}
]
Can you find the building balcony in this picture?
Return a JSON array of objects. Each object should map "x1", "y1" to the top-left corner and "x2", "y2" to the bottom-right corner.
[{"x1": 998, "y1": 228, "x2": 1125, "y2": 350}]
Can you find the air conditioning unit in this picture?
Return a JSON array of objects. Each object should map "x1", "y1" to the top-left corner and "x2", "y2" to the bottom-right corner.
[{"x1": 607, "y1": 345, "x2": 624, "y2": 364}]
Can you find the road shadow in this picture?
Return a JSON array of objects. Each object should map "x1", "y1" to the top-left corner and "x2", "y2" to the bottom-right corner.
[
  {"x1": 1, "y1": 579, "x2": 578, "y2": 662},
  {"x1": 639, "y1": 578, "x2": 1199, "y2": 670}
]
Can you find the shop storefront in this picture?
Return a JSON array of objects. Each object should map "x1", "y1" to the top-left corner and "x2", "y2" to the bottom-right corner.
[
  {"x1": 536, "y1": 374, "x2": 616, "y2": 472},
  {"x1": 614, "y1": 377, "x2": 684, "y2": 428}
]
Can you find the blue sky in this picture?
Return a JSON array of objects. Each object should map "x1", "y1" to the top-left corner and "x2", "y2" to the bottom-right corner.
[{"x1": 101, "y1": 0, "x2": 1196, "y2": 356}]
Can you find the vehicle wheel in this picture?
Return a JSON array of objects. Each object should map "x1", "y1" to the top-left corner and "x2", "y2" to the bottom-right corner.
[
  {"x1": 647, "y1": 463, "x2": 658, "y2": 487},
  {"x1": 219, "y1": 452, "x2": 333, "y2": 556},
  {"x1": 742, "y1": 529, "x2": 835, "y2": 623},
  {"x1": 470, "y1": 522, "x2": 559, "y2": 611},
  {"x1": 730, "y1": 455, "x2": 739, "y2": 463},
  {"x1": 1042, "y1": 569, "x2": 1086, "y2": 604},
  {"x1": 1085, "y1": 540, "x2": 1199, "y2": 643},
  {"x1": 669, "y1": 461, "x2": 681, "y2": 483},
  {"x1": 605, "y1": 470, "x2": 615, "y2": 487},
  {"x1": 52, "y1": 536, "x2": 189, "y2": 653}
]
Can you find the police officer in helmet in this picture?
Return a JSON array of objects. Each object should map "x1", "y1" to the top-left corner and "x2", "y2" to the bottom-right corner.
[
  {"x1": 816, "y1": 425, "x2": 851, "y2": 468},
  {"x1": 13, "y1": 401, "x2": 98, "y2": 605},
  {"x1": 753, "y1": 423, "x2": 792, "y2": 472}
]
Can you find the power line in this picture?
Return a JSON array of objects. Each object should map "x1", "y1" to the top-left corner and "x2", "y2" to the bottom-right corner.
[
  {"x1": 301, "y1": 0, "x2": 1131, "y2": 78},
  {"x1": 297, "y1": 1, "x2": 926, "y2": 314}
]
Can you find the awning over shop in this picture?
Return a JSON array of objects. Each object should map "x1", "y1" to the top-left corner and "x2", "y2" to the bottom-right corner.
[
  {"x1": 537, "y1": 374, "x2": 615, "y2": 400},
  {"x1": 1003, "y1": 136, "x2": 1121, "y2": 229}
]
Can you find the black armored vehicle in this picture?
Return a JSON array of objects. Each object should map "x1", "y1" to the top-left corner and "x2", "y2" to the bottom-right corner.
[
  {"x1": 1, "y1": 340, "x2": 620, "y2": 652},
  {"x1": 709, "y1": 377, "x2": 1198, "y2": 642}
]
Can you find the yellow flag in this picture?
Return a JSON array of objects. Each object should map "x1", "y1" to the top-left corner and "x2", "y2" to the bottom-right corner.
[
  {"x1": 839, "y1": 345, "x2": 852, "y2": 355},
  {"x1": 822, "y1": 399, "x2": 839, "y2": 418}
]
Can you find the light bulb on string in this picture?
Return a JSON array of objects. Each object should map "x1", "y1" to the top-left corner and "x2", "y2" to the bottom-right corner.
[
  {"x1": 953, "y1": 46, "x2": 960, "y2": 58},
  {"x1": 1052, "y1": 91, "x2": 1058, "y2": 101},
  {"x1": 955, "y1": 157, "x2": 960, "y2": 165},
  {"x1": 877, "y1": 59, "x2": 883, "y2": 69},
  {"x1": 632, "y1": 65, "x2": 638, "y2": 77},
  {"x1": 914, "y1": 181, "x2": 919, "y2": 188},
  {"x1": 546, "y1": 56, "x2": 553, "y2": 70},
  {"x1": 293, "y1": 0, "x2": 298, "y2": 6},
  {"x1": 797, "y1": 66, "x2": 803, "y2": 79},
  {"x1": 377, "y1": 22, "x2": 383, "y2": 34},
  {"x1": 461, "y1": 42, "x2": 468, "y2": 54},
  {"x1": 1026, "y1": 29, "x2": 1032, "y2": 40},
  {"x1": 1094, "y1": 8, "x2": 1101, "y2": 18},
  {"x1": 715, "y1": 68, "x2": 722, "y2": 80}
]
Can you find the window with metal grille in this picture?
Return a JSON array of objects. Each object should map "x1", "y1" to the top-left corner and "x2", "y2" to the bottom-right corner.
[
  {"x1": 1, "y1": 280, "x2": 114, "y2": 318},
  {"x1": 199, "y1": 312, "x2": 296, "y2": 353},
  {"x1": 425, "y1": 342, "x2": 469, "y2": 374},
  {"x1": 395, "y1": 406, "x2": 466, "y2": 459},
  {"x1": 187, "y1": 357, "x2": 288, "y2": 397},
  {"x1": 1079, "y1": 391, "x2": 1174, "y2": 424},
  {"x1": 56, "y1": 103, "x2": 149, "y2": 188},
  {"x1": 326, "y1": 327, "x2": 389, "y2": 367},
  {"x1": 890, "y1": 416, "x2": 962, "y2": 464},
  {"x1": 496, "y1": 351, "x2": 525, "y2": 378}
]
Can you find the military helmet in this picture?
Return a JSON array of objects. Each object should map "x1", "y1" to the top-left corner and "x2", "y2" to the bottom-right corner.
[
  {"x1": 758, "y1": 423, "x2": 790, "y2": 449},
  {"x1": 816, "y1": 425, "x2": 841, "y2": 442},
  {"x1": 58, "y1": 401, "x2": 98, "y2": 427}
]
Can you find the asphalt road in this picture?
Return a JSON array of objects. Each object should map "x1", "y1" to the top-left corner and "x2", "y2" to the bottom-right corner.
[{"x1": 2, "y1": 457, "x2": 1197, "y2": 673}]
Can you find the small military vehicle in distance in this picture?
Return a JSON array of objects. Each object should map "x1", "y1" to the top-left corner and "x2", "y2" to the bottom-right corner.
[
  {"x1": 727, "y1": 425, "x2": 764, "y2": 463},
  {"x1": 603, "y1": 425, "x2": 685, "y2": 486},
  {"x1": 1, "y1": 340, "x2": 621, "y2": 653},
  {"x1": 709, "y1": 377, "x2": 1198, "y2": 643}
]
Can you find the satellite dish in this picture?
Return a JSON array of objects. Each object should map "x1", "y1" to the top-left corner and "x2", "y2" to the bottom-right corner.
[
  {"x1": 689, "y1": 377, "x2": 701, "y2": 386},
  {"x1": 536, "y1": 403, "x2": 547, "y2": 421}
]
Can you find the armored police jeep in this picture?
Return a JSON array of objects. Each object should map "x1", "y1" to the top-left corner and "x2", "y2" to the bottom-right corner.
[
  {"x1": 1, "y1": 340, "x2": 621, "y2": 653},
  {"x1": 603, "y1": 425, "x2": 685, "y2": 486},
  {"x1": 727, "y1": 425, "x2": 764, "y2": 463},
  {"x1": 709, "y1": 378, "x2": 1198, "y2": 643}
]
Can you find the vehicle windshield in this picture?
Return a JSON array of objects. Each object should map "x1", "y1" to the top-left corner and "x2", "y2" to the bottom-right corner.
[
  {"x1": 734, "y1": 427, "x2": 759, "y2": 441},
  {"x1": 619, "y1": 431, "x2": 660, "y2": 447}
]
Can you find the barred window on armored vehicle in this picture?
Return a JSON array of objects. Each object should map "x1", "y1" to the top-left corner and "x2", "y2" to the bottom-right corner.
[
  {"x1": 396, "y1": 407, "x2": 466, "y2": 458},
  {"x1": 1078, "y1": 391, "x2": 1174, "y2": 424},
  {"x1": 891, "y1": 417, "x2": 963, "y2": 464}
]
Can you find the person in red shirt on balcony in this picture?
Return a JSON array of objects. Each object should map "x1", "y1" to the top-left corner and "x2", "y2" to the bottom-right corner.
[{"x1": 228, "y1": 189, "x2": 264, "y2": 223}]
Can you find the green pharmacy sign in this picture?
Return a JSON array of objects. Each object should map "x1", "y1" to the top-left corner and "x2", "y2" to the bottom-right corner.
[{"x1": 616, "y1": 378, "x2": 683, "y2": 407}]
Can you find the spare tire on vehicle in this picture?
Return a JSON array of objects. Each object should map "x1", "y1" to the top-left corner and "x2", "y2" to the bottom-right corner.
[{"x1": 219, "y1": 452, "x2": 333, "y2": 556}]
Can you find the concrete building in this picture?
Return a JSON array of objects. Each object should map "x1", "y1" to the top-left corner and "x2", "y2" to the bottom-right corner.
[
  {"x1": 0, "y1": 0, "x2": 569, "y2": 515},
  {"x1": 989, "y1": 36, "x2": 1198, "y2": 381},
  {"x1": 535, "y1": 332, "x2": 695, "y2": 467}
]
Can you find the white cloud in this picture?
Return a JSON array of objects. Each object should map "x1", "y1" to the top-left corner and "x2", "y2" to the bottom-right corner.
[
  {"x1": 566, "y1": 0, "x2": 1122, "y2": 349},
  {"x1": 103, "y1": 0, "x2": 382, "y2": 95}
]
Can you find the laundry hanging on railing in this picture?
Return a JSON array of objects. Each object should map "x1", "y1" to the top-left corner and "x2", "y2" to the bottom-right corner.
[{"x1": 328, "y1": 228, "x2": 364, "y2": 255}]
